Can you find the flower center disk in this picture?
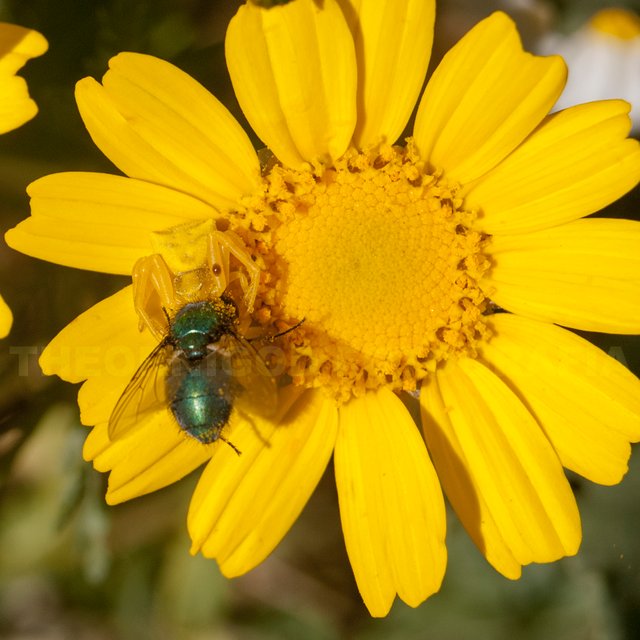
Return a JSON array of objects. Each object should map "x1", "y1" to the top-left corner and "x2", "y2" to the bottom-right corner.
[{"x1": 255, "y1": 143, "x2": 491, "y2": 401}]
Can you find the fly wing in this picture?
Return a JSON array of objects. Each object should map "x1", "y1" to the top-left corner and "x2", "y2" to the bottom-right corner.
[
  {"x1": 108, "y1": 341, "x2": 172, "y2": 440},
  {"x1": 212, "y1": 333, "x2": 278, "y2": 419}
]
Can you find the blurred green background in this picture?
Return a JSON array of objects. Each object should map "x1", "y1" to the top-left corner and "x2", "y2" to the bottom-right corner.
[{"x1": 0, "y1": 0, "x2": 639, "y2": 638}]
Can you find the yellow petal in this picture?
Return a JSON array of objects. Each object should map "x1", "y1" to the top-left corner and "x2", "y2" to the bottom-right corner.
[
  {"x1": 226, "y1": 0, "x2": 356, "y2": 168},
  {"x1": 334, "y1": 388, "x2": 446, "y2": 617},
  {"x1": 480, "y1": 314, "x2": 640, "y2": 485},
  {"x1": 414, "y1": 12, "x2": 566, "y2": 184},
  {"x1": 421, "y1": 358, "x2": 581, "y2": 577},
  {"x1": 0, "y1": 24, "x2": 47, "y2": 133},
  {"x1": 0, "y1": 294, "x2": 12, "y2": 338},
  {"x1": 6, "y1": 172, "x2": 216, "y2": 274},
  {"x1": 464, "y1": 100, "x2": 640, "y2": 234},
  {"x1": 78, "y1": 371, "x2": 138, "y2": 427},
  {"x1": 483, "y1": 219, "x2": 640, "y2": 333},
  {"x1": 336, "y1": 0, "x2": 435, "y2": 148},
  {"x1": 420, "y1": 378, "x2": 522, "y2": 580},
  {"x1": 0, "y1": 23, "x2": 47, "y2": 73},
  {"x1": 189, "y1": 388, "x2": 337, "y2": 576},
  {"x1": 76, "y1": 53, "x2": 260, "y2": 210},
  {"x1": 39, "y1": 286, "x2": 155, "y2": 383},
  {"x1": 84, "y1": 416, "x2": 212, "y2": 505}
]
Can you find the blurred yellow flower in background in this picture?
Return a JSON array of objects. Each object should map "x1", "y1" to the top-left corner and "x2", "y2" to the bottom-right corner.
[
  {"x1": 539, "y1": 7, "x2": 640, "y2": 131},
  {"x1": 6, "y1": 0, "x2": 640, "y2": 617},
  {"x1": 0, "y1": 22, "x2": 47, "y2": 337}
]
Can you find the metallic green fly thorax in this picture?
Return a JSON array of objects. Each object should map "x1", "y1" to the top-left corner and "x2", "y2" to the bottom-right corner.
[{"x1": 170, "y1": 299, "x2": 238, "y2": 360}]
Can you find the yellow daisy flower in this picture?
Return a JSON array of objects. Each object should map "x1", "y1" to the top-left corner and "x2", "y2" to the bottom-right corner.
[
  {"x1": 7, "y1": 0, "x2": 640, "y2": 616},
  {"x1": 0, "y1": 22, "x2": 47, "y2": 337}
]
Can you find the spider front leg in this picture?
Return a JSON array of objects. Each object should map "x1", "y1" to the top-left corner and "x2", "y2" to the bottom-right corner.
[
  {"x1": 132, "y1": 254, "x2": 175, "y2": 340},
  {"x1": 207, "y1": 230, "x2": 260, "y2": 313}
]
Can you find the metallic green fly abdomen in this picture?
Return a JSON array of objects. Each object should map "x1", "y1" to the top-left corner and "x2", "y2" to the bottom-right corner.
[{"x1": 167, "y1": 357, "x2": 233, "y2": 445}]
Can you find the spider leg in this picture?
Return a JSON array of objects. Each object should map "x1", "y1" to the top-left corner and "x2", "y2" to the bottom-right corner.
[
  {"x1": 132, "y1": 254, "x2": 175, "y2": 339},
  {"x1": 206, "y1": 230, "x2": 231, "y2": 299},
  {"x1": 213, "y1": 231, "x2": 260, "y2": 312}
]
